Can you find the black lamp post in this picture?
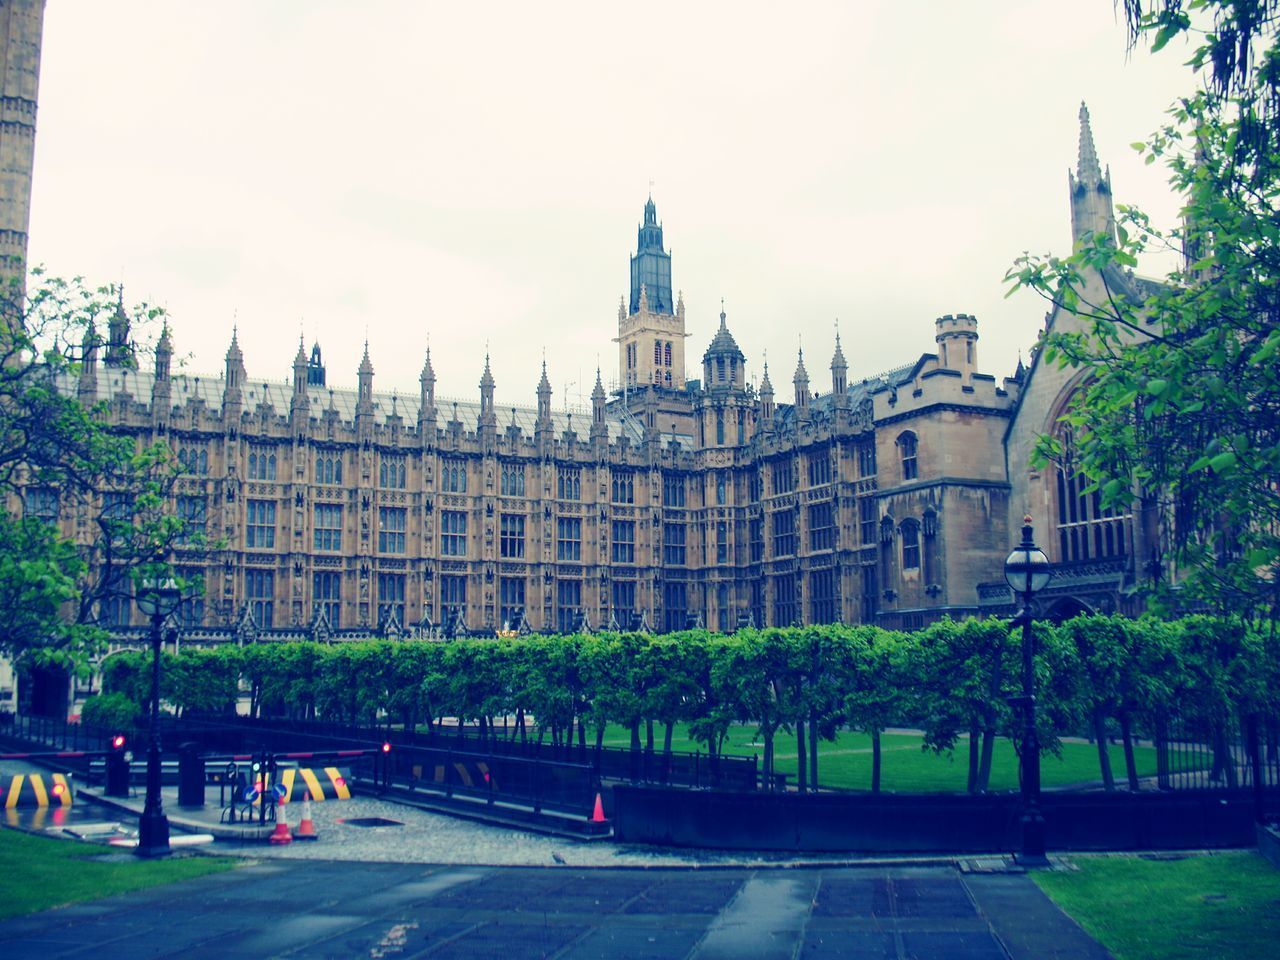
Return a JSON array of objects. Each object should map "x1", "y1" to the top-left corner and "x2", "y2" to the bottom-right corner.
[
  {"x1": 134, "y1": 577, "x2": 181, "y2": 858},
  {"x1": 1004, "y1": 515, "x2": 1053, "y2": 866}
]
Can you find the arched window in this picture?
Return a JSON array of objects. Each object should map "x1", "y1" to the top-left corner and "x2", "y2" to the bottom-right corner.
[
  {"x1": 654, "y1": 340, "x2": 662, "y2": 364},
  {"x1": 715, "y1": 410, "x2": 725, "y2": 445},
  {"x1": 897, "y1": 431, "x2": 918, "y2": 481},
  {"x1": 901, "y1": 519, "x2": 920, "y2": 570},
  {"x1": 1053, "y1": 424, "x2": 1130, "y2": 562},
  {"x1": 664, "y1": 342, "x2": 672, "y2": 366}
]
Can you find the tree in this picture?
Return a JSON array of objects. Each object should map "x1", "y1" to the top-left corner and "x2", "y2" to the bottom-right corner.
[
  {"x1": 0, "y1": 272, "x2": 191, "y2": 670},
  {"x1": 1009, "y1": 8, "x2": 1280, "y2": 618}
]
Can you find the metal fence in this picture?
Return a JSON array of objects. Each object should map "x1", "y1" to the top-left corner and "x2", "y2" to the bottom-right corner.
[
  {"x1": 1154, "y1": 711, "x2": 1280, "y2": 794},
  {"x1": 183, "y1": 715, "x2": 760, "y2": 792}
]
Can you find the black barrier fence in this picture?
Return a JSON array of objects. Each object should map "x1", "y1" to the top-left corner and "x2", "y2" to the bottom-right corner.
[
  {"x1": 612, "y1": 783, "x2": 1280, "y2": 853},
  {"x1": 1, "y1": 713, "x2": 114, "y2": 758},
  {"x1": 175, "y1": 715, "x2": 759, "y2": 791},
  {"x1": 148, "y1": 716, "x2": 600, "y2": 816},
  {"x1": 381, "y1": 742, "x2": 597, "y2": 815}
]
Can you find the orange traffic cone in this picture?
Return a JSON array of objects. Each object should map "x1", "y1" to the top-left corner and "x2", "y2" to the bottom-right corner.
[
  {"x1": 590, "y1": 792, "x2": 607, "y2": 823},
  {"x1": 293, "y1": 792, "x2": 318, "y2": 841},
  {"x1": 269, "y1": 803, "x2": 293, "y2": 845}
]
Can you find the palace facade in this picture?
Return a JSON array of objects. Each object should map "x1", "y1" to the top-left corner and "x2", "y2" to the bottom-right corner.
[{"x1": 55, "y1": 99, "x2": 1144, "y2": 643}]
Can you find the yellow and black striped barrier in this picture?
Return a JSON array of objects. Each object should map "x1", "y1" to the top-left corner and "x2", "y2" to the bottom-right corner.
[
  {"x1": 276, "y1": 767, "x2": 351, "y2": 803},
  {"x1": 1, "y1": 772, "x2": 73, "y2": 809},
  {"x1": 418, "y1": 759, "x2": 494, "y2": 790}
]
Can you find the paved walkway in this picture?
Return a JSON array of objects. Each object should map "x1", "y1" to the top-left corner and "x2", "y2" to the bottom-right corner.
[{"x1": 0, "y1": 860, "x2": 1110, "y2": 959}]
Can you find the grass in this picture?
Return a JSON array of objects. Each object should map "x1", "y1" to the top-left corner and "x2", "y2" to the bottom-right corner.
[
  {"x1": 0, "y1": 826, "x2": 239, "y2": 920},
  {"x1": 1035, "y1": 852, "x2": 1280, "y2": 960},
  {"x1": 596, "y1": 722, "x2": 1164, "y2": 792}
]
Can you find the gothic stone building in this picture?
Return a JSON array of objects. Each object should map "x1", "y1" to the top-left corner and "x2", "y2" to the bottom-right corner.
[
  {"x1": 9, "y1": 118, "x2": 1155, "y2": 656},
  {"x1": 36, "y1": 104, "x2": 1160, "y2": 643}
]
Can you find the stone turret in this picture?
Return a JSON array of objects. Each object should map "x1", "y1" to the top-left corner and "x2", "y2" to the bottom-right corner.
[
  {"x1": 307, "y1": 342, "x2": 325, "y2": 386},
  {"x1": 356, "y1": 341, "x2": 374, "y2": 431},
  {"x1": 535, "y1": 360, "x2": 553, "y2": 449},
  {"x1": 935, "y1": 313, "x2": 978, "y2": 379},
  {"x1": 105, "y1": 287, "x2": 133, "y2": 368},
  {"x1": 830, "y1": 331, "x2": 848, "y2": 411},
  {"x1": 151, "y1": 321, "x2": 172, "y2": 429},
  {"x1": 418, "y1": 348, "x2": 436, "y2": 440},
  {"x1": 478, "y1": 353, "x2": 497, "y2": 446},
  {"x1": 78, "y1": 319, "x2": 98, "y2": 403},
  {"x1": 590, "y1": 367, "x2": 609, "y2": 448},
  {"x1": 758, "y1": 360, "x2": 775, "y2": 425},
  {"x1": 793, "y1": 348, "x2": 810, "y2": 418},
  {"x1": 222, "y1": 327, "x2": 246, "y2": 422},
  {"x1": 1069, "y1": 102, "x2": 1116, "y2": 247},
  {"x1": 290, "y1": 335, "x2": 308, "y2": 427}
]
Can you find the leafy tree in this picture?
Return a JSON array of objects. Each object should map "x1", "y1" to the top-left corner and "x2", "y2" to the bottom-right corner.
[
  {"x1": 1011, "y1": 5, "x2": 1280, "y2": 618},
  {"x1": 0, "y1": 272, "x2": 194, "y2": 675}
]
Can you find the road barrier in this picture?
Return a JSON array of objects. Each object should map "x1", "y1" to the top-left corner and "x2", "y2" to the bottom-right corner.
[{"x1": 1, "y1": 772, "x2": 73, "y2": 809}]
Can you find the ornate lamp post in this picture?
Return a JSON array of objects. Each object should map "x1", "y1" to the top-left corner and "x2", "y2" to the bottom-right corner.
[
  {"x1": 1004, "y1": 516, "x2": 1053, "y2": 866},
  {"x1": 134, "y1": 577, "x2": 182, "y2": 858}
]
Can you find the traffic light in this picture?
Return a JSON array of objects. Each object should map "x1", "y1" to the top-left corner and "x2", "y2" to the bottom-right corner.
[{"x1": 105, "y1": 733, "x2": 130, "y2": 797}]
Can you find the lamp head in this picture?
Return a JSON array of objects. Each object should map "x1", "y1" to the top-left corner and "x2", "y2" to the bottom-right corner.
[
  {"x1": 1004, "y1": 515, "x2": 1052, "y2": 597},
  {"x1": 136, "y1": 577, "x2": 182, "y2": 619}
]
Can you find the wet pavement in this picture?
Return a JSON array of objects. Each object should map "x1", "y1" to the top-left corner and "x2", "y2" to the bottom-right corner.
[{"x1": 0, "y1": 860, "x2": 1111, "y2": 959}]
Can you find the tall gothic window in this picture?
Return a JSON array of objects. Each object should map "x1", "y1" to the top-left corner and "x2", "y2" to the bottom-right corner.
[
  {"x1": 316, "y1": 453, "x2": 342, "y2": 485},
  {"x1": 379, "y1": 456, "x2": 406, "y2": 489},
  {"x1": 248, "y1": 447, "x2": 277, "y2": 481},
  {"x1": 1054, "y1": 425, "x2": 1130, "y2": 562},
  {"x1": 441, "y1": 459, "x2": 467, "y2": 493}
]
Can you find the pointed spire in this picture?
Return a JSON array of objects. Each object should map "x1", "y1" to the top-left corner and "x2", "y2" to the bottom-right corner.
[
  {"x1": 592, "y1": 366, "x2": 606, "y2": 400},
  {"x1": 293, "y1": 333, "x2": 306, "y2": 366},
  {"x1": 831, "y1": 325, "x2": 847, "y2": 371},
  {"x1": 1076, "y1": 101, "x2": 1102, "y2": 187},
  {"x1": 759, "y1": 359, "x2": 773, "y2": 395},
  {"x1": 638, "y1": 282, "x2": 649, "y2": 313},
  {"x1": 793, "y1": 347, "x2": 809, "y2": 385},
  {"x1": 358, "y1": 339, "x2": 373, "y2": 375},
  {"x1": 538, "y1": 358, "x2": 552, "y2": 394},
  {"x1": 226, "y1": 325, "x2": 242, "y2": 361},
  {"x1": 480, "y1": 352, "x2": 495, "y2": 389}
]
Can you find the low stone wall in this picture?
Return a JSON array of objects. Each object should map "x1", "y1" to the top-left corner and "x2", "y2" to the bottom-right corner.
[{"x1": 613, "y1": 785, "x2": 1278, "y2": 853}]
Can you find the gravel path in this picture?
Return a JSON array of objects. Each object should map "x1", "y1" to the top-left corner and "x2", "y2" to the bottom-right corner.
[{"x1": 211, "y1": 794, "x2": 867, "y2": 869}]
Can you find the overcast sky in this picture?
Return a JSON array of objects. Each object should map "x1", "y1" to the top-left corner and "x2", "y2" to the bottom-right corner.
[{"x1": 29, "y1": 1, "x2": 1195, "y2": 412}]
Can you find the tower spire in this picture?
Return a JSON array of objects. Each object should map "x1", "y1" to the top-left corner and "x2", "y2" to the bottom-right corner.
[
  {"x1": 1076, "y1": 101, "x2": 1102, "y2": 187},
  {"x1": 1069, "y1": 101, "x2": 1116, "y2": 246}
]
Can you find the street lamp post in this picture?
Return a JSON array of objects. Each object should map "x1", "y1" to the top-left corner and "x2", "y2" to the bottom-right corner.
[
  {"x1": 134, "y1": 577, "x2": 182, "y2": 858},
  {"x1": 1004, "y1": 515, "x2": 1053, "y2": 866}
]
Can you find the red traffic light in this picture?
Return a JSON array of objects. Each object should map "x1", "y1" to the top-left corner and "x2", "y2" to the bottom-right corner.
[
  {"x1": 111, "y1": 735, "x2": 126, "y2": 750},
  {"x1": 381, "y1": 742, "x2": 392, "y2": 754}
]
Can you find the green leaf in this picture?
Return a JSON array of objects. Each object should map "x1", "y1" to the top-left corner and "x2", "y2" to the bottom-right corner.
[{"x1": 1208, "y1": 451, "x2": 1237, "y2": 473}]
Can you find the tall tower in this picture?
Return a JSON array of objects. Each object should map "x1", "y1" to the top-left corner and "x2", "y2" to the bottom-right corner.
[
  {"x1": 0, "y1": 0, "x2": 44, "y2": 326},
  {"x1": 616, "y1": 195, "x2": 687, "y2": 392}
]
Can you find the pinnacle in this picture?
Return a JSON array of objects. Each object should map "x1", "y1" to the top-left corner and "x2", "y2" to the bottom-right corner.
[{"x1": 1076, "y1": 101, "x2": 1103, "y2": 186}]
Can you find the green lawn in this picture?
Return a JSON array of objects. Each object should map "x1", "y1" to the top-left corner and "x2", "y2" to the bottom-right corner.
[
  {"x1": 598, "y1": 723, "x2": 1163, "y2": 792},
  {"x1": 0, "y1": 826, "x2": 239, "y2": 919},
  {"x1": 1035, "y1": 852, "x2": 1280, "y2": 960}
]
